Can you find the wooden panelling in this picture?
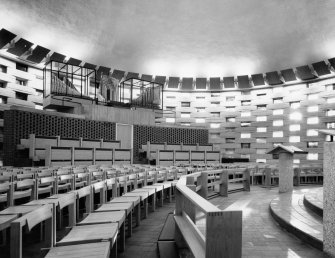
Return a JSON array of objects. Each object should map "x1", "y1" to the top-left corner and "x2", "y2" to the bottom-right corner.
[{"x1": 95, "y1": 149, "x2": 113, "y2": 160}]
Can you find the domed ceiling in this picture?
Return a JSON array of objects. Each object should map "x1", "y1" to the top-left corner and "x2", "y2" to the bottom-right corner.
[{"x1": 1, "y1": 0, "x2": 335, "y2": 77}]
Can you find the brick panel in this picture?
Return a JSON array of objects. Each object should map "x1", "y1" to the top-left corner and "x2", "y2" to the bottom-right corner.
[
  {"x1": 4, "y1": 110, "x2": 116, "y2": 166},
  {"x1": 133, "y1": 125, "x2": 208, "y2": 162}
]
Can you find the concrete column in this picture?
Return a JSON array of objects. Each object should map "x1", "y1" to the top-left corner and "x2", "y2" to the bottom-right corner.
[
  {"x1": 323, "y1": 142, "x2": 335, "y2": 256},
  {"x1": 264, "y1": 167, "x2": 272, "y2": 187},
  {"x1": 278, "y1": 152, "x2": 294, "y2": 193}
]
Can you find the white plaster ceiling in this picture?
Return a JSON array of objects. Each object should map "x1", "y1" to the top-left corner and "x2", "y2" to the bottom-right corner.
[{"x1": 1, "y1": 0, "x2": 335, "y2": 77}]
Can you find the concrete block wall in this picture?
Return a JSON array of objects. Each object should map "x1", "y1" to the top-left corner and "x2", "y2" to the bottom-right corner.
[{"x1": 158, "y1": 78, "x2": 335, "y2": 167}]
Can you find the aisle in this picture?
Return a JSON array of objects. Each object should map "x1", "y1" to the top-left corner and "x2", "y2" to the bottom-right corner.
[{"x1": 119, "y1": 201, "x2": 175, "y2": 258}]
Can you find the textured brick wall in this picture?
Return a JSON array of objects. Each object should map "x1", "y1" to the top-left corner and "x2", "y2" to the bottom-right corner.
[
  {"x1": 133, "y1": 124, "x2": 208, "y2": 162},
  {"x1": 4, "y1": 109, "x2": 209, "y2": 166},
  {"x1": 4, "y1": 109, "x2": 116, "y2": 166}
]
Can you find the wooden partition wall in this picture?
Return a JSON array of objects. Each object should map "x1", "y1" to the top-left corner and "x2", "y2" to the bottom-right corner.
[
  {"x1": 156, "y1": 149, "x2": 221, "y2": 166},
  {"x1": 141, "y1": 142, "x2": 214, "y2": 160},
  {"x1": 19, "y1": 134, "x2": 121, "y2": 162},
  {"x1": 45, "y1": 146, "x2": 132, "y2": 167}
]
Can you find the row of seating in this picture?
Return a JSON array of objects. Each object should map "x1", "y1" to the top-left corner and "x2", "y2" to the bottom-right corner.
[
  {"x1": 17, "y1": 134, "x2": 122, "y2": 163},
  {"x1": 187, "y1": 162, "x2": 323, "y2": 186},
  {"x1": 140, "y1": 141, "x2": 215, "y2": 161},
  {"x1": 1, "y1": 164, "x2": 193, "y2": 258},
  {"x1": 0, "y1": 164, "x2": 190, "y2": 208}
]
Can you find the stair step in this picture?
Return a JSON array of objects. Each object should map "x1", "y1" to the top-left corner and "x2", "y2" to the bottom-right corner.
[
  {"x1": 269, "y1": 190, "x2": 323, "y2": 250},
  {"x1": 303, "y1": 187, "x2": 323, "y2": 217}
]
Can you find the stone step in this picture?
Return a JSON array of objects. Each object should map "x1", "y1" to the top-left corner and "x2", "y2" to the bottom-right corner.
[
  {"x1": 303, "y1": 187, "x2": 323, "y2": 217},
  {"x1": 269, "y1": 190, "x2": 323, "y2": 250}
]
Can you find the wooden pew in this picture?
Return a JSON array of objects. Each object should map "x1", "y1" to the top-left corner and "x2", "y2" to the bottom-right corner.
[
  {"x1": 56, "y1": 172, "x2": 75, "y2": 193},
  {"x1": 23, "y1": 192, "x2": 76, "y2": 235},
  {"x1": 74, "y1": 171, "x2": 89, "y2": 189},
  {"x1": 91, "y1": 181, "x2": 107, "y2": 209},
  {"x1": 45, "y1": 242, "x2": 111, "y2": 258},
  {"x1": 123, "y1": 191, "x2": 149, "y2": 219},
  {"x1": 196, "y1": 169, "x2": 251, "y2": 198},
  {"x1": 56, "y1": 223, "x2": 118, "y2": 257},
  {"x1": 95, "y1": 202, "x2": 133, "y2": 237},
  {"x1": 174, "y1": 174, "x2": 242, "y2": 258},
  {"x1": 8, "y1": 177, "x2": 36, "y2": 206},
  {"x1": 77, "y1": 210, "x2": 126, "y2": 252},
  {"x1": 109, "y1": 196, "x2": 141, "y2": 227},
  {"x1": 36, "y1": 172, "x2": 57, "y2": 198},
  {"x1": 117, "y1": 175, "x2": 131, "y2": 195},
  {"x1": 154, "y1": 181, "x2": 173, "y2": 203},
  {"x1": 142, "y1": 184, "x2": 164, "y2": 207},
  {"x1": 0, "y1": 176, "x2": 12, "y2": 205},
  {"x1": 75, "y1": 186, "x2": 92, "y2": 221},
  {"x1": 0, "y1": 213, "x2": 17, "y2": 246},
  {"x1": 10, "y1": 204, "x2": 54, "y2": 258}
]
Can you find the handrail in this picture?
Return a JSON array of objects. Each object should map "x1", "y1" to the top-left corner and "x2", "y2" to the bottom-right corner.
[
  {"x1": 176, "y1": 183, "x2": 220, "y2": 213},
  {"x1": 174, "y1": 170, "x2": 243, "y2": 258}
]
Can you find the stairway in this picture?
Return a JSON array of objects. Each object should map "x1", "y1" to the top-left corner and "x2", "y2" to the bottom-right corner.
[{"x1": 269, "y1": 187, "x2": 323, "y2": 250}]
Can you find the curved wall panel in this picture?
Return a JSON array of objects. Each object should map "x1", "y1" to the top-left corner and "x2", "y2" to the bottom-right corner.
[{"x1": 159, "y1": 77, "x2": 335, "y2": 167}]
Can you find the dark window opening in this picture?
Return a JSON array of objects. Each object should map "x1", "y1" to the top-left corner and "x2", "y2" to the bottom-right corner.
[
  {"x1": 16, "y1": 62, "x2": 28, "y2": 72},
  {"x1": 15, "y1": 92, "x2": 28, "y2": 100}
]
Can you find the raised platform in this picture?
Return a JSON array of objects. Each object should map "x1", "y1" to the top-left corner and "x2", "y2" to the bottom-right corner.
[
  {"x1": 269, "y1": 189, "x2": 323, "y2": 250},
  {"x1": 303, "y1": 187, "x2": 323, "y2": 216}
]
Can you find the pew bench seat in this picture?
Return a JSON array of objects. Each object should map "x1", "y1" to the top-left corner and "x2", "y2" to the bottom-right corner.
[
  {"x1": 96, "y1": 202, "x2": 133, "y2": 215},
  {"x1": 45, "y1": 242, "x2": 111, "y2": 258},
  {"x1": 0, "y1": 204, "x2": 43, "y2": 216},
  {"x1": 142, "y1": 185, "x2": 164, "y2": 207},
  {"x1": 77, "y1": 210, "x2": 126, "y2": 252},
  {"x1": 56, "y1": 223, "x2": 118, "y2": 256},
  {"x1": 154, "y1": 182, "x2": 173, "y2": 202},
  {"x1": 108, "y1": 196, "x2": 141, "y2": 226},
  {"x1": 96, "y1": 202, "x2": 134, "y2": 236},
  {"x1": 123, "y1": 192, "x2": 149, "y2": 219}
]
